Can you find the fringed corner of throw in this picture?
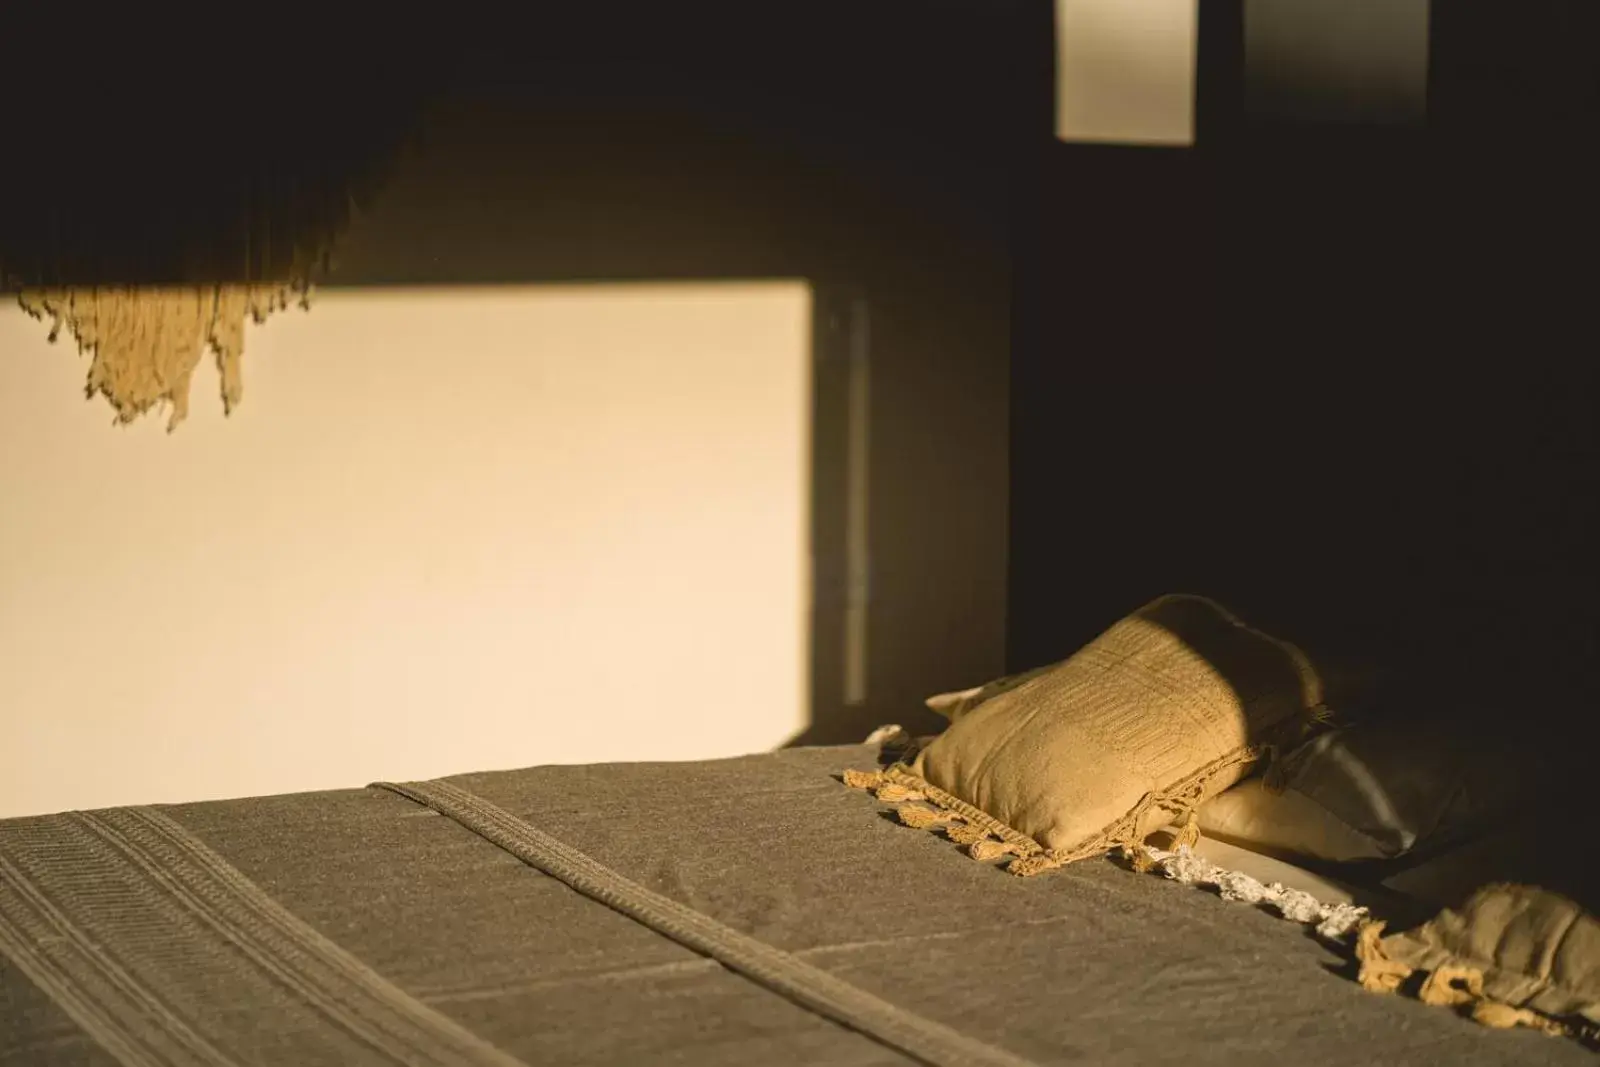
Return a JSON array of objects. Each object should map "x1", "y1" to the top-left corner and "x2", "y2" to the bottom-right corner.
[
  {"x1": 1354, "y1": 921, "x2": 1413, "y2": 994},
  {"x1": 1415, "y1": 964, "x2": 1571, "y2": 1037}
]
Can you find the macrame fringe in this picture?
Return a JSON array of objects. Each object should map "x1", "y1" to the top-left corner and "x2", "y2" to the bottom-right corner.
[
  {"x1": 875, "y1": 782, "x2": 926, "y2": 805},
  {"x1": 840, "y1": 756, "x2": 1268, "y2": 878},
  {"x1": 1112, "y1": 845, "x2": 1594, "y2": 1042},
  {"x1": 842, "y1": 767, "x2": 1036, "y2": 867},
  {"x1": 845, "y1": 687, "x2": 1335, "y2": 875},
  {"x1": 840, "y1": 760, "x2": 1590, "y2": 1047},
  {"x1": 1355, "y1": 920, "x2": 1578, "y2": 1039}
]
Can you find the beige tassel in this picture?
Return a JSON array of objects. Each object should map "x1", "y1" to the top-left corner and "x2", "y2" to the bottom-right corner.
[
  {"x1": 1470, "y1": 1001, "x2": 1565, "y2": 1035},
  {"x1": 876, "y1": 782, "x2": 926, "y2": 804},
  {"x1": 842, "y1": 769, "x2": 885, "y2": 791},
  {"x1": 1418, "y1": 964, "x2": 1482, "y2": 1007},
  {"x1": 1354, "y1": 922, "x2": 1413, "y2": 994},
  {"x1": 968, "y1": 839, "x2": 1013, "y2": 863},
  {"x1": 896, "y1": 805, "x2": 948, "y2": 830},
  {"x1": 1007, "y1": 853, "x2": 1065, "y2": 878}
]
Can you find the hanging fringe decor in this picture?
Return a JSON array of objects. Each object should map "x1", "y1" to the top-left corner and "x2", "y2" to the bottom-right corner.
[
  {"x1": 17, "y1": 283, "x2": 305, "y2": 431},
  {"x1": 1, "y1": 44, "x2": 429, "y2": 431},
  {"x1": 7, "y1": 156, "x2": 398, "y2": 431},
  {"x1": 9, "y1": 174, "x2": 375, "y2": 432}
]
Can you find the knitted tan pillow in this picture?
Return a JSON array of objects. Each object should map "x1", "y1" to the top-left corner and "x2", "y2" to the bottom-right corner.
[
  {"x1": 1356, "y1": 883, "x2": 1599, "y2": 1037},
  {"x1": 848, "y1": 594, "x2": 1327, "y2": 875}
]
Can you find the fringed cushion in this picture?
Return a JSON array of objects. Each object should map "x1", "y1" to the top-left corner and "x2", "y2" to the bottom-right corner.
[{"x1": 849, "y1": 594, "x2": 1327, "y2": 876}]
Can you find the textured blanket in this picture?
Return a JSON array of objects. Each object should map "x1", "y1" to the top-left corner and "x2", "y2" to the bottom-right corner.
[{"x1": 1, "y1": 745, "x2": 1586, "y2": 1065}]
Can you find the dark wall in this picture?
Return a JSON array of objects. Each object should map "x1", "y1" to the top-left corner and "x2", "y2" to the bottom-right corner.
[{"x1": 1009, "y1": 3, "x2": 1598, "y2": 738}]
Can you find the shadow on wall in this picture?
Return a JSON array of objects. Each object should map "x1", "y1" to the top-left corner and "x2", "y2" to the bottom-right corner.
[{"x1": 0, "y1": 4, "x2": 1031, "y2": 760}]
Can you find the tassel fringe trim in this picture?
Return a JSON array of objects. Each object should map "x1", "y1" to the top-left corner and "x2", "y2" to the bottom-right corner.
[
  {"x1": 839, "y1": 762, "x2": 1592, "y2": 1046},
  {"x1": 844, "y1": 745, "x2": 1265, "y2": 877},
  {"x1": 1355, "y1": 921, "x2": 1589, "y2": 1042}
]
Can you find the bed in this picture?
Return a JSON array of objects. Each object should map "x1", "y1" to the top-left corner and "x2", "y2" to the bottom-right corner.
[{"x1": 1, "y1": 743, "x2": 1589, "y2": 1066}]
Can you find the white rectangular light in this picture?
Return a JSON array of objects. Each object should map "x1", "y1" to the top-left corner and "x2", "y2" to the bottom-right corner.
[{"x1": 1056, "y1": 0, "x2": 1200, "y2": 146}]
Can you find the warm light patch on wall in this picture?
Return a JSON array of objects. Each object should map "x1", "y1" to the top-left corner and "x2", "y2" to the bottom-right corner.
[
  {"x1": 1055, "y1": 0, "x2": 1199, "y2": 146},
  {"x1": 0, "y1": 282, "x2": 812, "y2": 818}
]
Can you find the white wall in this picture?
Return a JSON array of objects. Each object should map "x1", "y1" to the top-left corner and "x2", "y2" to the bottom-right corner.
[{"x1": 0, "y1": 282, "x2": 812, "y2": 817}]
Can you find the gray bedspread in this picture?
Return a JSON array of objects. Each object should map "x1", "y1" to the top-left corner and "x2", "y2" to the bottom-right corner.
[{"x1": 1, "y1": 744, "x2": 1588, "y2": 1066}]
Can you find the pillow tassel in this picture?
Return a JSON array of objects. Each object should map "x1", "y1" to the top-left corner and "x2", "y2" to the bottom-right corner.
[
  {"x1": 896, "y1": 805, "x2": 950, "y2": 830},
  {"x1": 944, "y1": 821, "x2": 987, "y2": 846},
  {"x1": 1006, "y1": 853, "x2": 1066, "y2": 877},
  {"x1": 842, "y1": 769, "x2": 886, "y2": 791},
  {"x1": 967, "y1": 838, "x2": 1017, "y2": 863},
  {"x1": 875, "y1": 782, "x2": 926, "y2": 804}
]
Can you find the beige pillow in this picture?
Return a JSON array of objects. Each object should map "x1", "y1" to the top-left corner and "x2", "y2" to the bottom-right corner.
[
  {"x1": 1199, "y1": 721, "x2": 1488, "y2": 864},
  {"x1": 1356, "y1": 883, "x2": 1599, "y2": 1036},
  {"x1": 1198, "y1": 716, "x2": 1548, "y2": 866},
  {"x1": 1196, "y1": 775, "x2": 1383, "y2": 861},
  {"x1": 848, "y1": 594, "x2": 1327, "y2": 875}
]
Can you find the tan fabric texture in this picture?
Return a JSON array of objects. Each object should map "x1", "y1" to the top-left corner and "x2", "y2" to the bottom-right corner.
[
  {"x1": 1358, "y1": 883, "x2": 1600, "y2": 1031},
  {"x1": 881, "y1": 594, "x2": 1327, "y2": 873}
]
